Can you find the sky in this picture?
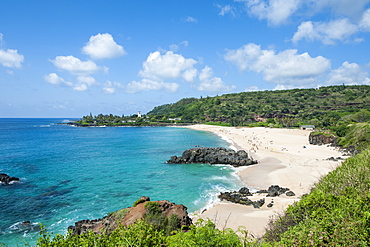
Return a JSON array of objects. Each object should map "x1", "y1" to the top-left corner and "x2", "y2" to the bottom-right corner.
[{"x1": 1, "y1": 0, "x2": 370, "y2": 118}]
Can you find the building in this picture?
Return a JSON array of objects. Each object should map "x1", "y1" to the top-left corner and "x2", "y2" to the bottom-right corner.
[{"x1": 300, "y1": 125, "x2": 315, "y2": 131}]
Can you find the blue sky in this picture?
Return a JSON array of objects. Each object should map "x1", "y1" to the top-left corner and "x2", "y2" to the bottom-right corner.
[{"x1": 1, "y1": 0, "x2": 370, "y2": 118}]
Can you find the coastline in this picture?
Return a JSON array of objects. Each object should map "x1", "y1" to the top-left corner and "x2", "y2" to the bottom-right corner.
[{"x1": 183, "y1": 125, "x2": 346, "y2": 238}]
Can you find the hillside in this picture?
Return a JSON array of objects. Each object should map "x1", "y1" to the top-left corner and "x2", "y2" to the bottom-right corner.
[{"x1": 148, "y1": 85, "x2": 370, "y2": 128}]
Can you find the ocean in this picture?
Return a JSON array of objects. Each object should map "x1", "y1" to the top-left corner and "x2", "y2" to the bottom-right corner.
[{"x1": 0, "y1": 118, "x2": 243, "y2": 246}]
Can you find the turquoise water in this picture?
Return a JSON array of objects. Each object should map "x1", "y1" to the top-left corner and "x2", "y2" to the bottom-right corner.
[{"x1": 0, "y1": 119, "x2": 243, "y2": 246}]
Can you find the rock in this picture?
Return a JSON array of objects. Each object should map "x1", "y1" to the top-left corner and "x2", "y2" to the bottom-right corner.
[
  {"x1": 167, "y1": 147, "x2": 257, "y2": 167},
  {"x1": 266, "y1": 185, "x2": 290, "y2": 197},
  {"x1": 252, "y1": 198, "x2": 265, "y2": 208},
  {"x1": 238, "y1": 187, "x2": 253, "y2": 196},
  {"x1": 286, "y1": 191, "x2": 296, "y2": 196},
  {"x1": 309, "y1": 133, "x2": 337, "y2": 146},
  {"x1": 219, "y1": 185, "x2": 291, "y2": 208},
  {"x1": 256, "y1": 189, "x2": 268, "y2": 194},
  {"x1": 0, "y1": 173, "x2": 20, "y2": 185},
  {"x1": 326, "y1": 156, "x2": 344, "y2": 161},
  {"x1": 68, "y1": 197, "x2": 192, "y2": 235},
  {"x1": 8, "y1": 221, "x2": 40, "y2": 233}
]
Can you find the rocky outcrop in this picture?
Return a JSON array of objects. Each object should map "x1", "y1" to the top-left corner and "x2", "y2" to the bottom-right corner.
[
  {"x1": 0, "y1": 173, "x2": 20, "y2": 185},
  {"x1": 68, "y1": 197, "x2": 192, "y2": 235},
  {"x1": 167, "y1": 147, "x2": 257, "y2": 167},
  {"x1": 309, "y1": 133, "x2": 338, "y2": 146},
  {"x1": 219, "y1": 185, "x2": 295, "y2": 208}
]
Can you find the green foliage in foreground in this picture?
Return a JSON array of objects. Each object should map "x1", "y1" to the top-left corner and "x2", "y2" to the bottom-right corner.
[
  {"x1": 35, "y1": 219, "x2": 250, "y2": 247},
  {"x1": 337, "y1": 122, "x2": 370, "y2": 152},
  {"x1": 263, "y1": 148, "x2": 370, "y2": 246}
]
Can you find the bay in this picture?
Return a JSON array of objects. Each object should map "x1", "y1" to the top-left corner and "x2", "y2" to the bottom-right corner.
[{"x1": 0, "y1": 118, "x2": 242, "y2": 246}]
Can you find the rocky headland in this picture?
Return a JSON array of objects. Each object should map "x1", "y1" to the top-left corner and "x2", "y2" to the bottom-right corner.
[
  {"x1": 167, "y1": 147, "x2": 257, "y2": 167},
  {"x1": 68, "y1": 197, "x2": 192, "y2": 235}
]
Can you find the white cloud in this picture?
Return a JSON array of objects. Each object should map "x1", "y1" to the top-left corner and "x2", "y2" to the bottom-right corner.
[
  {"x1": 216, "y1": 4, "x2": 236, "y2": 16},
  {"x1": 169, "y1": 44, "x2": 179, "y2": 52},
  {"x1": 0, "y1": 49, "x2": 24, "y2": 68},
  {"x1": 360, "y1": 8, "x2": 370, "y2": 30},
  {"x1": 293, "y1": 19, "x2": 359, "y2": 44},
  {"x1": 82, "y1": 33, "x2": 126, "y2": 60},
  {"x1": 72, "y1": 75, "x2": 99, "y2": 91},
  {"x1": 126, "y1": 78, "x2": 179, "y2": 93},
  {"x1": 73, "y1": 84, "x2": 88, "y2": 91},
  {"x1": 139, "y1": 51, "x2": 197, "y2": 82},
  {"x1": 245, "y1": 0, "x2": 300, "y2": 26},
  {"x1": 51, "y1": 55, "x2": 100, "y2": 75},
  {"x1": 185, "y1": 16, "x2": 198, "y2": 23},
  {"x1": 44, "y1": 73, "x2": 99, "y2": 91},
  {"x1": 326, "y1": 61, "x2": 370, "y2": 85},
  {"x1": 273, "y1": 84, "x2": 295, "y2": 90},
  {"x1": 103, "y1": 80, "x2": 124, "y2": 94},
  {"x1": 245, "y1": 85, "x2": 259, "y2": 91},
  {"x1": 169, "y1": 41, "x2": 189, "y2": 52},
  {"x1": 309, "y1": 0, "x2": 370, "y2": 18},
  {"x1": 198, "y1": 66, "x2": 236, "y2": 92},
  {"x1": 44, "y1": 73, "x2": 73, "y2": 86},
  {"x1": 224, "y1": 43, "x2": 331, "y2": 85},
  {"x1": 76, "y1": 75, "x2": 98, "y2": 85}
]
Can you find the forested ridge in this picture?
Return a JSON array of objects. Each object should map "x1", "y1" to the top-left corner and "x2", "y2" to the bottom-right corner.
[{"x1": 148, "y1": 85, "x2": 370, "y2": 128}]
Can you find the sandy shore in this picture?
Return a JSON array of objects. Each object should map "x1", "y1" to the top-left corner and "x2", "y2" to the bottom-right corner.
[{"x1": 184, "y1": 125, "x2": 345, "y2": 238}]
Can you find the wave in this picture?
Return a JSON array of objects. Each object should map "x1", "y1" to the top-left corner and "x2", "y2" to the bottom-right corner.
[{"x1": 6, "y1": 221, "x2": 41, "y2": 234}]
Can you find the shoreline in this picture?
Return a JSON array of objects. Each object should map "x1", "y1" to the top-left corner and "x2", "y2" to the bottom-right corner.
[{"x1": 183, "y1": 125, "x2": 346, "y2": 238}]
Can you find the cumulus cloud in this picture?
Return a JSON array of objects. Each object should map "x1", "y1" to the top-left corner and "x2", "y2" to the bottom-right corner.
[
  {"x1": 245, "y1": 85, "x2": 260, "y2": 92},
  {"x1": 0, "y1": 34, "x2": 24, "y2": 68},
  {"x1": 44, "y1": 73, "x2": 73, "y2": 86},
  {"x1": 139, "y1": 51, "x2": 198, "y2": 82},
  {"x1": 72, "y1": 75, "x2": 99, "y2": 91},
  {"x1": 216, "y1": 4, "x2": 236, "y2": 16},
  {"x1": 198, "y1": 66, "x2": 236, "y2": 92},
  {"x1": 326, "y1": 61, "x2": 370, "y2": 85},
  {"x1": 360, "y1": 8, "x2": 370, "y2": 30},
  {"x1": 77, "y1": 75, "x2": 98, "y2": 85},
  {"x1": 126, "y1": 78, "x2": 179, "y2": 93},
  {"x1": 44, "y1": 73, "x2": 99, "y2": 91},
  {"x1": 309, "y1": 0, "x2": 370, "y2": 18},
  {"x1": 51, "y1": 55, "x2": 100, "y2": 75},
  {"x1": 224, "y1": 43, "x2": 331, "y2": 85},
  {"x1": 103, "y1": 80, "x2": 125, "y2": 94},
  {"x1": 82, "y1": 33, "x2": 126, "y2": 59},
  {"x1": 185, "y1": 16, "x2": 198, "y2": 23},
  {"x1": 244, "y1": 0, "x2": 300, "y2": 26},
  {"x1": 73, "y1": 84, "x2": 88, "y2": 91},
  {"x1": 292, "y1": 19, "x2": 359, "y2": 44}
]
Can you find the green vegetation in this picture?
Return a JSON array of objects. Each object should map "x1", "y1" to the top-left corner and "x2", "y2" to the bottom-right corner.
[
  {"x1": 39, "y1": 85, "x2": 369, "y2": 246},
  {"x1": 75, "y1": 85, "x2": 370, "y2": 128},
  {"x1": 148, "y1": 85, "x2": 370, "y2": 128},
  {"x1": 35, "y1": 147, "x2": 370, "y2": 246},
  {"x1": 35, "y1": 219, "x2": 248, "y2": 246},
  {"x1": 263, "y1": 148, "x2": 370, "y2": 246}
]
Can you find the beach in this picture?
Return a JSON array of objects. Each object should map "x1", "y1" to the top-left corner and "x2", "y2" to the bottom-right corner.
[{"x1": 186, "y1": 125, "x2": 345, "y2": 238}]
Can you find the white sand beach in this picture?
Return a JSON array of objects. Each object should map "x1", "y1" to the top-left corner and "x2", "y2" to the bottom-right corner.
[{"x1": 185, "y1": 125, "x2": 345, "y2": 238}]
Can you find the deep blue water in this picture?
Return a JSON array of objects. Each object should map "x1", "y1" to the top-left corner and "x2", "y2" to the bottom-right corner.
[{"x1": 0, "y1": 118, "x2": 242, "y2": 246}]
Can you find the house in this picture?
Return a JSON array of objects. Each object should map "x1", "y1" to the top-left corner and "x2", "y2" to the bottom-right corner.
[{"x1": 301, "y1": 125, "x2": 315, "y2": 131}]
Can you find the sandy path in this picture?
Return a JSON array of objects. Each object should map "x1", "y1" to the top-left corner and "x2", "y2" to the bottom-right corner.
[{"x1": 184, "y1": 125, "x2": 345, "y2": 238}]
